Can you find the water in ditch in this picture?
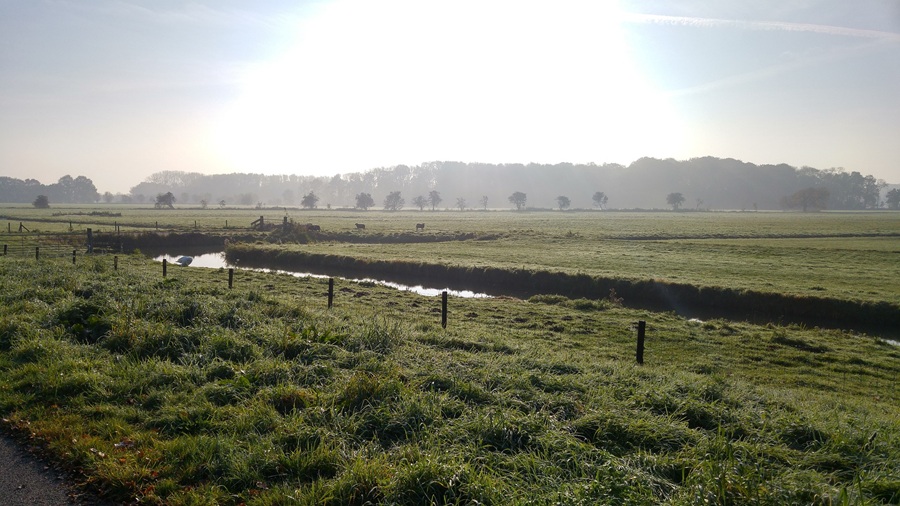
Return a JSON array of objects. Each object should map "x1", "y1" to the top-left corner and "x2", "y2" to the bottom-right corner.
[{"x1": 153, "y1": 252, "x2": 492, "y2": 298}]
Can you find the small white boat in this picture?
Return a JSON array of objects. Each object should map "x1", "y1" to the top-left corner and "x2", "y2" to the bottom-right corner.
[{"x1": 175, "y1": 256, "x2": 193, "y2": 266}]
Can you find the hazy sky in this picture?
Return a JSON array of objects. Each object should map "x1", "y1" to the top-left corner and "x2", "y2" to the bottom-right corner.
[{"x1": 2, "y1": 0, "x2": 899, "y2": 194}]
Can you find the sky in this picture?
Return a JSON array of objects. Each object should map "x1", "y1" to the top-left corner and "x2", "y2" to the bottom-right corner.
[{"x1": 1, "y1": 0, "x2": 898, "y2": 194}]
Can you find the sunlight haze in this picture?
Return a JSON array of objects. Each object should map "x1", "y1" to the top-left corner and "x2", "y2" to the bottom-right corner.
[{"x1": 1, "y1": 0, "x2": 898, "y2": 193}]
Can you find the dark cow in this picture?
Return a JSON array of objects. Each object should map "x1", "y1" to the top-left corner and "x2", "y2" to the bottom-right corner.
[
  {"x1": 355, "y1": 223, "x2": 365, "y2": 230},
  {"x1": 415, "y1": 223, "x2": 425, "y2": 231},
  {"x1": 307, "y1": 224, "x2": 321, "y2": 232}
]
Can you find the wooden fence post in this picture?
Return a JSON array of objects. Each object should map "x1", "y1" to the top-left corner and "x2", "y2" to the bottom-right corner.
[
  {"x1": 3, "y1": 245, "x2": 6, "y2": 255},
  {"x1": 35, "y1": 247, "x2": 39, "y2": 260},
  {"x1": 328, "y1": 278, "x2": 334, "y2": 308},
  {"x1": 636, "y1": 320, "x2": 646, "y2": 365},
  {"x1": 114, "y1": 256, "x2": 118, "y2": 271},
  {"x1": 86, "y1": 228, "x2": 93, "y2": 253},
  {"x1": 162, "y1": 258, "x2": 167, "y2": 277},
  {"x1": 441, "y1": 291, "x2": 448, "y2": 328},
  {"x1": 72, "y1": 249, "x2": 77, "y2": 265},
  {"x1": 228, "y1": 268, "x2": 234, "y2": 289}
]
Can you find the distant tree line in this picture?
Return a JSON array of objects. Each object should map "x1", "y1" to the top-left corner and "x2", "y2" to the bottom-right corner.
[
  {"x1": 123, "y1": 159, "x2": 889, "y2": 211},
  {"x1": 0, "y1": 175, "x2": 99, "y2": 204},
  {"x1": 1, "y1": 158, "x2": 892, "y2": 210}
]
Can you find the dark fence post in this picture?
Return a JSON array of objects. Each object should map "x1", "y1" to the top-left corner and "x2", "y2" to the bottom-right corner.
[
  {"x1": 328, "y1": 278, "x2": 334, "y2": 308},
  {"x1": 228, "y1": 268, "x2": 234, "y2": 289},
  {"x1": 86, "y1": 228, "x2": 93, "y2": 253},
  {"x1": 114, "y1": 256, "x2": 118, "y2": 271},
  {"x1": 636, "y1": 320, "x2": 646, "y2": 365},
  {"x1": 72, "y1": 249, "x2": 77, "y2": 265},
  {"x1": 441, "y1": 291, "x2": 448, "y2": 328},
  {"x1": 162, "y1": 258, "x2": 167, "y2": 277},
  {"x1": 3, "y1": 245, "x2": 6, "y2": 255},
  {"x1": 35, "y1": 247, "x2": 39, "y2": 260}
]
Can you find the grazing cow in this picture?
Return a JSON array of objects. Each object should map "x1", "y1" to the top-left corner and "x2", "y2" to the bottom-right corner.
[
  {"x1": 355, "y1": 223, "x2": 365, "y2": 230},
  {"x1": 307, "y1": 224, "x2": 321, "y2": 232},
  {"x1": 416, "y1": 223, "x2": 425, "y2": 231}
]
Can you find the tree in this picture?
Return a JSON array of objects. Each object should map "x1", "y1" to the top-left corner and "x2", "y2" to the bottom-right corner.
[
  {"x1": 556, "y1": 195, "x2": 571, "y2": 211},
  {"x1": 33, "y1": 195, "x2": 50, "y2": 208},
  {"x1": 428, "y1": 190, "x2": 442, "y2": 211},
  {"x1": 355, "y1": 192, "x2": 375, "y2": 210},
  {"x1": 301, "y1": 191, "x2": 319, "y2": 209},
  {"x1": 666, "y1": 192, "x2": 685, "y2": 210},
  {"x1": 456, "y1": 197, "x2": 467, "y2": 211},
  {"x1": 102, "y1": 191, "x2": 114, "y2": 204},
  {"x1": 200, "y1": 199, "x2": 208, "y2": 209},
  {"x1": 592, "y1": 191, "x2": 608, "y2": 209},
  {"x1": 73, "y1": 176, "x2": 99, "y2": 203},
  {"x1": 219, "y1": 200, "x2": 226, "y2": 208},
  {"x1": 383, "y1": 191, "x2": 404, "y2": 211},
  {"x1": 155, "y1": 192, "x2": 176, "y2": 209},
  {"x1": 886, "y1": 188, "x2": 900, "y2": 209},
  {"x1": 781, "y1": 187, "x2": 830, "y2": 212},
  {"x1": 479, "y1": 195, "x2": 489, "y2": 210},
  {"x1": 862, "y1": 175, "x2": 885, "y2": 209},
  {"x1": 509, "y1": 191, "x2": 527, "y2": 211},
  {"x1": 412, "y1": 195, "x2": 428, "y2": 211}
]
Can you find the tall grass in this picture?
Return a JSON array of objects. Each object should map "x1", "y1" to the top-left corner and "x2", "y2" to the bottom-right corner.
[{"x1": 0, "y1": 253, "x2": 897, "y2": 504}]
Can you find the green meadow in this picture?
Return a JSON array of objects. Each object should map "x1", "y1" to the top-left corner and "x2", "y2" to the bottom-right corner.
[
  {"x1": 3, "y1": 205, "x2": 897, "y2": 305},
  {"x1": 0, "y1": 206, "x2": 898, "y2": 503}
]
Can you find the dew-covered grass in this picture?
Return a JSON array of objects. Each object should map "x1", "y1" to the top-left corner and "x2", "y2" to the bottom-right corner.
[{"x1": 0, "y1": 253, "x2": 897, "y2": 504}]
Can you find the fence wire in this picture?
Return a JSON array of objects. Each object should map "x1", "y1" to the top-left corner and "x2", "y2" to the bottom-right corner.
[{"x1": 0, "y1": 233, "x2": 87, "y2": 259}]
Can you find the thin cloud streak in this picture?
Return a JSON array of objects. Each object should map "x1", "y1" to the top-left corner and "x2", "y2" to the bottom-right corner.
[
  {"x1": 664, "y1": 39, "x2": 890, "y2": 97},
  {"x1": 624, "y1": 13, "x2": 900, "y2": 42},
  {"x1": 78, "y1": 0, "x2": 301, "y2": 29},
  {"x1": 622, "y1": 12, "x2": 900, "y2": 97}
]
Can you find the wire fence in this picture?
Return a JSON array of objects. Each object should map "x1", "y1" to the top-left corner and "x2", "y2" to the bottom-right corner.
[{"x1": 0, "y1": 232, "x2": 87, "y2": 259}]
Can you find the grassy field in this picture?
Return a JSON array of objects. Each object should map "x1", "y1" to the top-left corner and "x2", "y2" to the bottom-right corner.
[
  {"x1": 3, "y1": 206, "x2": 898, "y2": 307},
  {"x1": 0, "y1": 251, "x2": 898, "y2": 504},
  {"x1": 3, "y1": 204, "x2": 900, "y2": 237}
]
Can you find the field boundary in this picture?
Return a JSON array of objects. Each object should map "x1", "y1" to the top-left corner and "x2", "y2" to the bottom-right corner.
[{"x1": 226, "y1": 245, "x2": 900, "y2": 335}]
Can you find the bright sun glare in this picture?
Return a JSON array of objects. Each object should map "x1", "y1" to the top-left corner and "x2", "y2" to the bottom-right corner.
[{"x1": 211, "y1": 0, "x2": 682, "y2": 176}]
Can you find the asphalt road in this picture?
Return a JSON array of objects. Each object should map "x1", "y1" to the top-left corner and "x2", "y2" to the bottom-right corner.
[{"x1": 0, "y1": 434, "x2": 81, "y2": 505}]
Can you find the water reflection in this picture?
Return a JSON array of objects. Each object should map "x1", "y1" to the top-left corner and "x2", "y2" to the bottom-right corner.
[{"x1": 153, "y1": 253, "x2": 491, "y2": 298}]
